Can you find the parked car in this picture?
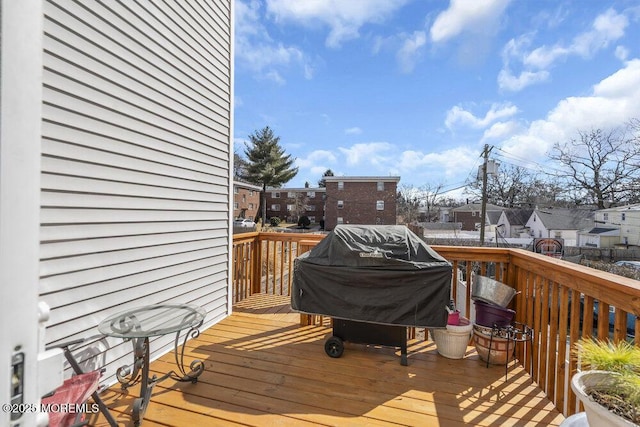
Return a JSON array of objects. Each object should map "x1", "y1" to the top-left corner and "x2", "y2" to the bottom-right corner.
[
  {"x1": 614, "y1": 260, "x2": 640, "y2": 270},
  {"x1": 591, "y1": 300, "x2": 636, "y2": 340},
  {"x1": 234, "y1": 218, "x2": 255, "y2": 228}
]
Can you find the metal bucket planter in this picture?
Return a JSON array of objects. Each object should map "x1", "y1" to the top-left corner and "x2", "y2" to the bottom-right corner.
[{"x1": 472, "y1": 275, "x2": 518, "y2": 307}]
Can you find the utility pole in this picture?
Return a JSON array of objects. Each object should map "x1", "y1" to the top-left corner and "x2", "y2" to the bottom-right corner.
[{"x1": 480, "y1": 144, "x2": 490, "y2": 245}]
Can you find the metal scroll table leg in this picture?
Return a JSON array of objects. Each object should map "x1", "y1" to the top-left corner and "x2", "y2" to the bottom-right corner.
[
  {"x1": 170, "y1": 323, "x2": 205, "y2": 382},
  {"x1": 149, "y1": 323, "x2": 206, "y2": 385},
  {"x1": 132, "y1": 337, "x2": 152, "y2": 427}
]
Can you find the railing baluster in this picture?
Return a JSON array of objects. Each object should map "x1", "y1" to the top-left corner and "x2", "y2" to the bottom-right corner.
[
  {"x1": 556, "y1": 285, "x2": 570, "y2": 415},
  {"x1": 547, "y1": 281, "x2": 559, "y2": 404},
  {"x1": 538, "y1": 278, "x2": 550, "y2": 395},
  {"x1": 568, "y1": 288, "x2": 582, "y2": 416}
]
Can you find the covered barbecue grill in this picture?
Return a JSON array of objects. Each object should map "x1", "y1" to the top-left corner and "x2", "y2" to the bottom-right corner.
[{"x1": 292, "y1": 225, "x2": 452, "y2": 364}]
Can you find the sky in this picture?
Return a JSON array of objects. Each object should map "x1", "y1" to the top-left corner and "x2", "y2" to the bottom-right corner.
[{"x1": 233, "y1": 0, "x2": 640, "y2": 198}]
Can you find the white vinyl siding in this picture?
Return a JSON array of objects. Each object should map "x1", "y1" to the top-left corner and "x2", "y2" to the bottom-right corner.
[{"x1": 39, "y1": 0, "x2": 233, "y2": 385}]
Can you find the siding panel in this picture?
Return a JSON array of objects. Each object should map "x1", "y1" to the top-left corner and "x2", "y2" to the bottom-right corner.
[{"x1": 40, "y1": 0, "x2": 233, "y2": 386}]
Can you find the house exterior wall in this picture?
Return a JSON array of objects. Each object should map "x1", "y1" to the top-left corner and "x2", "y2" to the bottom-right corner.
[
  {"x1": 578, "y1": 233, "x2": 620, "y2": 248},
  {"x1": 597, "y1": 205, "x2": 640, "y2": 246},
  {"x1": 496, "y1": 212, "x2": 511, "y2": 237},
  {"x1": 265, "y1": 187, "x2": 326, "y2": 224},
  {"x1": 234, "y1": 181, "x2": 261, "y2": 220},
  {"x1": 39, "y1": 0, "x2": 233, "y2": 385},
  {"x1": 454, "y1": 210, "x2": 486, "y2": 231},
  {"x1": 526, "y1": 212, "x2": 547, "y2": 238},
  {"x1": 323, "y1": 177, "x2": 399, "y2": 231}
]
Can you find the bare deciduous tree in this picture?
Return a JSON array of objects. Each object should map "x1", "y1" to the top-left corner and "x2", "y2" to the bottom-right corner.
[
  {"x1": 548, "y1": 122, "x2": 640, "y2": 209},
  {"x1": 419, "y1": 183, "x2": 444, "y2": 222}
]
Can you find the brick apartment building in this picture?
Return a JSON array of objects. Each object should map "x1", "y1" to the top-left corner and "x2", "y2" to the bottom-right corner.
[
  {"x1": 323, "y1": 176, "x2": 400, "y2": 230},
  {"x1": 265, "y1": 187, "x2": 326, "y2": 224},
  {"x1": 233, "y1": 180, "x2": 261, "y2": 221}
]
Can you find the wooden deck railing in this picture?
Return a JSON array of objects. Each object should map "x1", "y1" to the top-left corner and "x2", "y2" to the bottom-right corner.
[
  {"x1": 232, "y1": 231, "x2": 640, "y2": 419},
  {"x1": 232, "y1": 231, "x2": 325, "y2": 303}
]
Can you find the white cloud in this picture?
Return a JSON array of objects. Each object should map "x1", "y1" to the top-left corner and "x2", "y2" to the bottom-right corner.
[
  {"x1": 235, "y1": 0, "x2": 313, "y2": 82},
  {"x1": 499, "y1": 59, "x2": 640, "y2": 165},
  {"x1": 430, "y1": 0, "x2": 511, "y2": 43},
  {"x1": 615, "y1": 45, "x2": 629, "y2": 61},
  {"x1": 338, "y1": 142, "x2": 393, "y2": 166},
  {"x1": 481, "y1": 121, "x2": 521, "y2": 142},
  {"x1": 263, "y1": 70, "x2": 286, "y2": 85},
  {"x1": 397, "y1": 31, "x2": 427, "y2": 73},
  {"x1": 497, "y1": 68, "x2": 550, "y2": 92},
  {"x1": 397, "y1": 147, "x2": 478, "y2": 179},
  {"x1": 445, "y1": 103, "x2": 519, "y2": 130},
  {"x1": 499, "y1": 8, "x2": 629, "y2": 92},
  {"x1": 529, "y1": 9, "x2": 627, "y2": 68},
  {"x1": 266, "y1": 0, "x2": 410, "y2": 48},
  {"x1": 295, "y1": 150, "x2": 337, "y2": 169},
  {"x1": 344, "y1": 127, "x2": 363, "y2": 135}
]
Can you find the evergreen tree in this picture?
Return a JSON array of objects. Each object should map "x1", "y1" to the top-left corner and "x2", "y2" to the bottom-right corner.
[
  {"x1": 241, "y1": 126, "x2": 298, "y2": 225},
  {"x1": 318, "y1": 169, "x2": 334, "y2": 187}
]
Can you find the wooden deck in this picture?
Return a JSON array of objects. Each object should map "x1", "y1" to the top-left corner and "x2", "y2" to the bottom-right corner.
[{"x1": 90, "y1": 294, "x2": 565, "y2": 426}]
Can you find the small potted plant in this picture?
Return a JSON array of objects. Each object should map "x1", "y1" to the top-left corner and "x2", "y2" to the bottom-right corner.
[{"x1": 571, "y1": 338, "x2": 640, "y2": 426}]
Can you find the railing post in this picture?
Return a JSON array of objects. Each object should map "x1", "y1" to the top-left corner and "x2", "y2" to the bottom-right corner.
[{"x1": 251, "y1": 236, "x2": 262, "y2": 295}]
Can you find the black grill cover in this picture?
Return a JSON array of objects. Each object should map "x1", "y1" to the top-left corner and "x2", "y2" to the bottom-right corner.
[{"x1": 291, "y1": 225, "x2": 452, "y2": 327}]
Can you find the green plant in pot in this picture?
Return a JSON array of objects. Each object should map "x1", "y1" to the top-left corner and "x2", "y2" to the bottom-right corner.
[{"x1": 571, "y1": 338, "x2": 640, "y2": 426}]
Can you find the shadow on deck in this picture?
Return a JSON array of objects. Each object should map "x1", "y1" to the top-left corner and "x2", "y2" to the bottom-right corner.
[{"x1": 90, "y1": 293, "x2": 565, "y2": 426}]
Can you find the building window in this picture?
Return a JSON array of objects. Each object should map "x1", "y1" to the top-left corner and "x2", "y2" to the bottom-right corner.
[
  {"x1": 249, "y1": 203, "x2": 254, "y2": 209},
  {"x1": 307, "y1": 191, "x2": 315, "y2": 198},
  {"x1": 306, "y1": 205, "x2": 315, "y2": 211},
  {"x1": 242, "y1": 195, "x2": 246, "y2": 203},
  {"x1": 338, "y1": 181, "x2": 344, "y2": 190},
  {"x1": 377, "y1": 181, "x2": 384, "y2": 191},
  {"x1": 271, "y1": 204, "x2": 280, "y2": 211},
  {"x1": 308, "y1": 216, "x2": 316, "y2": 223},
  {"x1": 234, "y1": 202, "x2": 239, "y2": 209},
  {"x1": 288, "y1": 191, "x2": 295, "y2": 198},
  {"x1": 603, "y1": 213, "x2": 608, "y2": 221},
  {"x1": 234, "y1": 187, "x2": 239, "y2": 194},
  {"x1": 376, "y1": 200, "x2": 384, "y2": 210},
  {"x1": 337, "y1": 217, "x2": 344, "y2": 224},
  {"x1": 287, "y1": 204, "x2": 295, "y2": 212},
  {"x1": 272, "y1": 192, "x2": 280, "y2": 198},
  {"x1": 337, "y1": 200, "x2": 344, "y2": 209}
]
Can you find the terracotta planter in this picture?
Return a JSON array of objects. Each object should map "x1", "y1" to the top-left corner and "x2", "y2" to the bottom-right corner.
[
  {"x1": 571, "y1": 370, "x2": 638, "y2": 427},
  {"x1": 472, "y1": 327, "x2": 515, "y2": 365}
]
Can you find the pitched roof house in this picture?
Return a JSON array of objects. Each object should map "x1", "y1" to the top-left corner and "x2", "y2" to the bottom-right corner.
[
  {"x1": 578, "y1": 203, "x2": 640, "y2": 247},
  {"x1": 526, "y1": 208, "x2": 595, "y2": 246},
  {"x1": 497, "y1": 209, "x2": 534, "y2": 238}
]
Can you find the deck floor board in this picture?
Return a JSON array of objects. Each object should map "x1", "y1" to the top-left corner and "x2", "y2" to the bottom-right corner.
[{"x1": 90, "y1": 293, "x2": 564, "y2": 426}]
